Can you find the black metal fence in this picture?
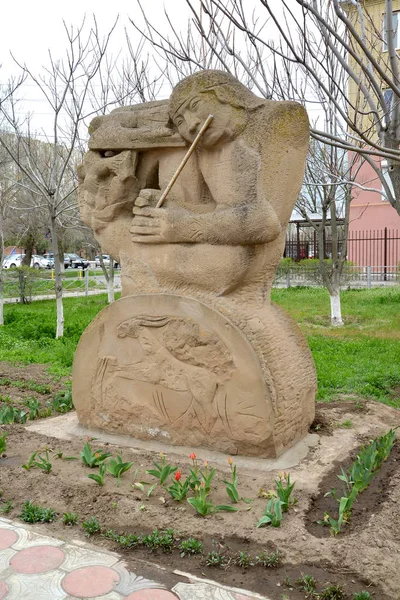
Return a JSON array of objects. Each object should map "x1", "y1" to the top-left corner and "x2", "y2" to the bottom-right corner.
[{"x1": 284, "y1": 226, "x2": 400, "y2": 268}]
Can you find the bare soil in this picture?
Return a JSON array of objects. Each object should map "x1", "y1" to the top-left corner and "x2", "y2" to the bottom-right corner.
[
  {"x1": 1, "y1": 366, "x2": 399, "y2": 599},
  {"x1": 0, "y1": 362, "x2": 69, "y2": 414}
]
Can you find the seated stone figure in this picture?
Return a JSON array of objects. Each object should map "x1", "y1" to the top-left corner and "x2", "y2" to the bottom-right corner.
[{"x1": 74, "y1": 71, "x2": 316, "y2": 457}]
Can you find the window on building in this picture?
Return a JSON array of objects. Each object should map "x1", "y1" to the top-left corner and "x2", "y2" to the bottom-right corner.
[
  {"x1": 383, "y1": 88, "x2": 394, "y2": 126},
  {"x1": 383, "y1": 10, "x2": 400, "y2": 50},
  {"x1": 381, "y1": 160, "x2": 394, "y2": 202}
]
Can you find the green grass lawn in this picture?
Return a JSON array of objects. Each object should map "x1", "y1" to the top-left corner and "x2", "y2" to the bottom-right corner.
[{"x1": 0, "y1": 287, "x2": 399, "y2": 406}]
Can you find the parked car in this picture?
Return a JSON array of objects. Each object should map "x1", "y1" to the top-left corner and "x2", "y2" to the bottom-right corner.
[
  {"x1": 42, "y1": 254, "x2": 54, "y2": 269},
  {"x1": 2, "y1": 254, "x2": 48, "y2": 269},
  {"x1": 65, "y1": 253, "x2": 89, "y2": 269},
  {"x1": 42, "y1": 253, "x2": 71, "y2": 269},
  {"x1": 95, "y1": 254, "x2": 119, "y2": 268}
]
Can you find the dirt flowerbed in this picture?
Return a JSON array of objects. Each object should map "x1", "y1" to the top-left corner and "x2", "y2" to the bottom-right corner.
[
  {"x1": 0, "y1": 400, "x2": 399, "y2": 599},
  {"x1": 0, "y1": 362, "x2": 70, "y2": 418}
]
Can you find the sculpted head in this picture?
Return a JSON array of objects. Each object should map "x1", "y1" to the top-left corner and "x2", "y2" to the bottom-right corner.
[{"x1": 169, "y1": 70, "x2": 264, "y2": 148}]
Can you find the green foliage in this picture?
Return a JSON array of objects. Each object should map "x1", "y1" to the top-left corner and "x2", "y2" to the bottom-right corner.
[
  {"x1": 319, "y1": 585, "x2": 345, "y2": 600},
  {"x1": 274, "y1": 472, "x2": 296, "y2": 512},
  {"x1": 107, "y1": 455, "x2": 135, "y2": 482},
  {"x1": 80, "y1": 442, "x2": 112, "y2": 468},
  {"x1": 0, "y1": 295, "x2": 111, "y2": 369},
  {"x1": 295, "y1": 573, "x2": 317, "y2": 595},
  {"x1": 82, "y1": 516, "x2": 101, "y2": 536},
  {"x1": 187, "y1": 482, "x2": 238, "y2": 517},
  {"x1": 20, "y1": 500, "x2": 57, "y2": 523},
  {"x1": 118, "y1": 533, "x2": 141, "y2": 549},
  {"x1": 0, "y1": 405, "x2": 28, "y2": 424},
  {"x1": 236, "y1": 551, "x2": 254, "y2": 569},
  {"x1": 63, "y1": 512, "x2": 79, "y2": 526},
  {"x1": 21, "y1": 449, "x2": 53, "y2": 473},
  {"x1": 189, "y1": 462, "x2": 216, "y2": 494},
  {"x1": 51, "y1": 384, "x2": 73, "y2": 413},
  {"x1": 178, "y1": 537, "x2": 203, "y2": 557},
  {"x1": 336, "y1": 419, "x2": 352, "y2": 429},
  {"x1": 205, "y1": 549, "x2": 227, "y2": 567},
  {"x1": 322, "y1": 428, "x2": 397, "y2": 534},
  {"x1": 223, "y1": 462, "x2": 240, "y2": 503},
  {"x1": 101, "y1": 529, "x2": 121, "y2": 542},
  {"x1": 24, "y1": 397, "x2": 41, "y2": 420},
  {"x1": 33, "y1": 450, "x2": 52, "y2": 474},
  {"x1": 0, "y1": 432, "x2": 7, "y2": 454},
  {"x1": 0, "y1": 500, "x2": 13, "y2": 514},
  {"x1": 0, "y1": 378, "x2": 52, "y2": 394},
  {"x1": 271, "y1": 287, "x2": 400, "y2": 404},
  {"x1": 146, "y1": 453, "x2": 177, "y2": 486},
  {"x1": 278, "y1": 257, "x2": 295, "y2": 274},
  {"x1": 352, "y1": 593, "x2": 373, "y2": 600},
  {"x1": 141, "y1": 529, "x2": 175, "y2": 553},
  {"x1": 167, "y1": 471, "x2": 191, "y2": 502},
  {"x1": 87, "y1": 464, "x2": 107, "y2": 486},
  {"x1": 22, "y1": 451, "x2": 38, "y2": 471},
  {"x1": 256, "y1": 498, "x2": 283, "y2": 528},
  {"x1": 255, "y1": 549, "x2": 280, "y2": 568},
  {"x1": 53, "y1": 450, "x2": 77, "y2": 461}
]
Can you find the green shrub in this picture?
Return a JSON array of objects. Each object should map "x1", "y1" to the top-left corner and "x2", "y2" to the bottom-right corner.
[{"x1": 20, "y1": 501, "x2": 57, "y2": 523}]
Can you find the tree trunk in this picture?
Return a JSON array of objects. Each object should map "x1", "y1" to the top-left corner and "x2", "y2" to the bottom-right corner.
[
  {"x1": 49, "y1": 213, "x2": 64, "y2": 338},
  {"x1": 0, "y1": 270, "x2": 3, "y2": 326},
  {"x1": 107, "y1": 260, "x2": 115, "y2": 304},
  {"x1": 21, "y1": 233, "x2": 35, "y2": 267},
  {"x1": 329, "y1": 288, "x2": 343, "y2": 326},
  {"x1": 99, "y1": 254, "x2": 115, "y2": 304},
  {"x1": 0, "y1": 219, "x2": 4, "y2": 325},
  {"x1": 17, "y1": 269, "x2": 28, "y2": 304}
]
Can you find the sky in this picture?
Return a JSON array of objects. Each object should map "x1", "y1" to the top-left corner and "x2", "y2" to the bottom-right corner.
[
  {"x1": 0, "y1": 1, "x2": 324, "y2": 141},
  {"x1": 0, "y1": 1, "x2": 195, "y2": 138}
]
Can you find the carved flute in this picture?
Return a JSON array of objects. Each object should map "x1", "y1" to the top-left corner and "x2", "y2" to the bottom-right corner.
[{"x1": 156, "y1": 114, "x2": 214, "y2": 208}]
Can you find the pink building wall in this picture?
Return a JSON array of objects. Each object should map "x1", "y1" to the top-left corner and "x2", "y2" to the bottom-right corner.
[{"x1": 349, "y1": 156, "x2": 400, "y2": 266}]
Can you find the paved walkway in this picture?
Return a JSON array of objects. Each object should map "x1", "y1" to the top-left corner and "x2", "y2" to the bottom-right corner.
[{"x1": 0, "y1": 518, "x2": 267, "y2": 600}]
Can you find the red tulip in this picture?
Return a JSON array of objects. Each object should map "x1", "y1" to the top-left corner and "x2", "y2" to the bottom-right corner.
[
  {"x1": 175, "y1": 470, "x2": 182, "y2": 482},
  {"x1": 190, "y1": 452, "x2": 197, "y2": 460}
]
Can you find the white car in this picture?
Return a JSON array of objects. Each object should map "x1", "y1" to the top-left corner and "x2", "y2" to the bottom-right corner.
[
  {"x1": 95, "y1": 254, "x2": 119, "y2": 268},
  {"x1": 95, "y1": 254, "x2": 111, "y2": 267},
  {"x1": 2, "y1": 254, "x2": 47, "y2": 269}
]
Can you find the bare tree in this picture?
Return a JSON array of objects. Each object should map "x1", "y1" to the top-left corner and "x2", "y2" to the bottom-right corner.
[
  {"x1": 0, "y1": 17, "x2": 120, "y2": 337},
  {"x1": 139, "y1": 0, "x2": 400, "y2": 215},
  {"x1": 0, "y1": 147, "x2": 19, "y2": 324}
]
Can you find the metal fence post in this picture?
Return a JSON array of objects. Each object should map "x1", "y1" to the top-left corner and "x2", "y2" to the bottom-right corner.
[
  {"x1": 286, "y1": 271, "x2": 291, "y2": 288},
  {"x1": 367, "y1": 266, "x2": 371, "y2": 289},
  {"x1": 85, "y1": 268, "x2": 89, "y2": 297}
]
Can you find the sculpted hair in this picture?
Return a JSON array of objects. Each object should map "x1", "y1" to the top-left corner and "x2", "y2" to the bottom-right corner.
[{"x1": 169, "y1": 70, "x2": 265, "y2": 117}]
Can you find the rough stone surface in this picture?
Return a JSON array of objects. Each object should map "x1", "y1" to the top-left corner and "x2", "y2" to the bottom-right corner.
[{"x1": 75, "y1": 69, "x2": 316, "y2": 457}]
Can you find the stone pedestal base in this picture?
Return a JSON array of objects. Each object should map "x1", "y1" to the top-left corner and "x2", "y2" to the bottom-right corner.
[{"x1": 73, "y1": 294, "x2": 316, "y2": 458}]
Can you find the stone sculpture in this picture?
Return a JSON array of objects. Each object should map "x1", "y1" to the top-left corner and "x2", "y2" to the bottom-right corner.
[{"x1": 74, "y1": 70, "x2": 316, "y2": 457}]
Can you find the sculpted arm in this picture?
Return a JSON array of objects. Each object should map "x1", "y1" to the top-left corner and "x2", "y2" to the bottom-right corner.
[
  {"x1": 131, "y1": 142, "x2": 282, "y2": 246},
  {"x1": 131, "y1": 199, "x2": 281, "y2": 245}
]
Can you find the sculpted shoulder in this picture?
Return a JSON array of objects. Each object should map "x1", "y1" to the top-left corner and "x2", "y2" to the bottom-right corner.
[{"x1": 245, "y1": 100, "x2": 309, "y2": 150}]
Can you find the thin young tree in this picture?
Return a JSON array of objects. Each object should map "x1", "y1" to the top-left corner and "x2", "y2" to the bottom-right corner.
[
  {"x1": 0, "y1": 17, "x2": 119, "y2": 337},
  {"x1": 149, "y1": 0, "x2": 400, "y2": 215}
]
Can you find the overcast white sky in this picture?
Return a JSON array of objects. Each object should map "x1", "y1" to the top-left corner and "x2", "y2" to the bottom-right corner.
[
  {"x1": 0, "y1": 1, "x2": 195, "y2": 136},
  {"x1": 0, "y1": 0, "x2": 183, "y2": 71},
  {"x1": 1, "y1": 1, "x2": 324, "y2": 140}
]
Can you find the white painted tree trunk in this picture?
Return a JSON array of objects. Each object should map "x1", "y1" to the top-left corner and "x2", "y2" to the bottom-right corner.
[
  {"x1": 330, "y1": 291, "x2": 343, "y2": 326},
  {"x1": 107, "y1": 279, "x2": 115, "y2": 304},
  {"x1": 50, "y1": 215, "x2": 64, "y2": 338},
  {"x1": 0, "y1": 279, "x2": 3, "y2": 326},
  {"x1": 107, "y1": 260, "x2": 115, "y2": 304}
]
